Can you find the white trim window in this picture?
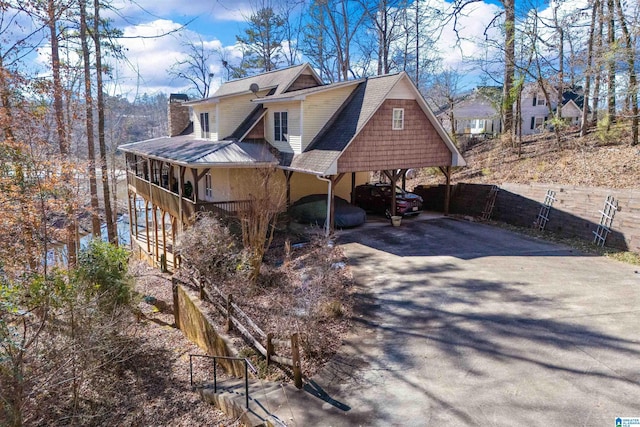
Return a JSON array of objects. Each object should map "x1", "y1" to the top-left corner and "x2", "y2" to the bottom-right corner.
[
  {"x1": 534, "y1": 94, "x2": 546, "y2": 107},
  {"x1": 274, "y1": 111, "x2": 288, "y2": 141},
  {"x1": 392, "y1": 108, "x2": 404, "y2": 130},
  {"x1": 200, "y1": 112, "x2": 210, "y2": 138},
  {"x1": 531, "y1": 116, "x2": 545, "y2": 130},
  {"x1": 204, "y1": 171, "x2": 212, "y2": 198}
]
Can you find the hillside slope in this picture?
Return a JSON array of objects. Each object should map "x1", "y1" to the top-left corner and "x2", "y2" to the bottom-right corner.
[{"x1": 412, "y1": 129, "x2": 640, "y2": 189}]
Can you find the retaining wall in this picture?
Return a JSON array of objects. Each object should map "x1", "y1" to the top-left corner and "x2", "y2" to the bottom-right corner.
[
  {"x1": 173, "y1": 283, "x2": 245, "y2": 376},
  {"x1": 414, "y1": 183, "x2": 640, "y2": 252}
]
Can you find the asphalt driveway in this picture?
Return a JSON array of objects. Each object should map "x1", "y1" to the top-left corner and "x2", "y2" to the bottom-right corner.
[{"x1": 298, "y1": 217, "x2": 640, "y2": 426}]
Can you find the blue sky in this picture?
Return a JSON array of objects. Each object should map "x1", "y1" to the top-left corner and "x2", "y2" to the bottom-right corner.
[{"x1": 98, "y1": 0, "x2": 566, "y2": 98}]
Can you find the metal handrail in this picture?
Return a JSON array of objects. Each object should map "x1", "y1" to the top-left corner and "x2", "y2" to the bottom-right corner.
[{"x1": 189, "y1": 354, "x2": 257, "y2": 409}]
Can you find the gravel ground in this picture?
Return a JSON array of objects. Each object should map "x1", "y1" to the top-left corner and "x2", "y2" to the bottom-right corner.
[{"x1": 120, "y1": 262, "x2": 240, "y2": 427}]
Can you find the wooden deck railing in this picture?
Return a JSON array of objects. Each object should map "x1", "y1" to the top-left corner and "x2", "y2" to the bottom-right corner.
[{"x1": 128, "y1": 172, "x2": 253, "y2": 222}]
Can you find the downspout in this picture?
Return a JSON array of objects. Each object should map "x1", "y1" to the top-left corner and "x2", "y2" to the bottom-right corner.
[{"x1": 316, "y1": 175, "x2": 331, "y2": 237}]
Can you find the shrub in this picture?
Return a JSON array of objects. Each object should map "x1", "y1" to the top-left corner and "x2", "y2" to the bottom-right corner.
[
  {"x1": 76, "y1": 239, "x2": 132, "y2": 309},
  {"x1": 176, "y1": 212, "x2": 249, "y2": 284}
]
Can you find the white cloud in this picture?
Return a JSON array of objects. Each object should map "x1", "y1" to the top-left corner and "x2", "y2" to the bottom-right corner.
[
  {"x1": 436, "y1": 1, "x2": 503, "y2": 72},
  {"x1": 108, "y1": 0, "x2": 252, "y2": 25},
  {"x1": 105, "y1": 19, "x2": 244, "y2": 98}
]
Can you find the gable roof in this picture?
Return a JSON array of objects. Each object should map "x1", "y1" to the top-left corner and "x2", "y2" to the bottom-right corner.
[
  {"x1": 281, "y1": 72, "x2": 464, "y2": 175},
  {"x1": 187, "y1": 64, "x2": 322, "y2": 106},
  {"x1": 119, "y1": 135, "x2": 277, "y2": 167}
]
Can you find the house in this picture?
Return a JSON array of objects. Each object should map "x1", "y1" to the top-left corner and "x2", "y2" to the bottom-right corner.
[
  {"x1": 438, "y1": 82, "x2": 586, "y2": 138},
  {"x1": 120, "y1": 63, "x2": 465, "y2": 269},
  {"x1": 438, "y1": 86, "x2": 502, "y2": 137},
  {"x1": 520, "y1": 82, "x2": 585, "y2": 134}
]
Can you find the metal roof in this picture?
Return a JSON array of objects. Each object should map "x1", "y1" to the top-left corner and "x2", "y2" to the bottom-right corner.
[{"x1": 119, "y1": 135, "x2": 278, "y2": 167}]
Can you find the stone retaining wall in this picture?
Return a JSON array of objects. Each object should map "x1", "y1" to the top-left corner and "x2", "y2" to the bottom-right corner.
[
  {"x1": 173, "y1": 283, "x2": 245, "y2": 377},
  {"x1": 414, "y1": 183, "x2": 640, "y2": 252}
]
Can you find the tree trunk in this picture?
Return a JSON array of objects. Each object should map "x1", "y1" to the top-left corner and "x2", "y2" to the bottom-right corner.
[
  {"x1": 592, "y1": 0, "x2": 604, "y2": 126},
  {"x1": 606, "y1": 0, "x2": 616, "y2": 123},
  {"x1": 48, "y1": 0, "x2": 77, "y2": 265},
  {"x1": 581, "y1": 0, "x2": 598, "y2": 137},
  {"x1": 614, "y1": 0, "x2": 638, "y2": 145},
  {"x1": 93, "y1": 0, "x2": 117, "y2": 244},
  {"x1": 80, "y1": 0, "x2": 101, "y2": 237},
  {"x1": 501, "y1": 0, "x2": 515, "y2": 139}
]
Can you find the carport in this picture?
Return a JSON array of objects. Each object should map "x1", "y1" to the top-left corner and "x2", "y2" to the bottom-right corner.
[{"x1": 278, "y1": 73, "x2": 465, "y2": 233}]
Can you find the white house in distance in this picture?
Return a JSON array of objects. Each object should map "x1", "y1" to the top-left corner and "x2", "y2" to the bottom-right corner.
[
  {"x1": 439, "y1": 82, "x2": 586, "y2": 137},
  {"x1": 119, "y1": 63, "x2": 465, "y2": 270},
  {"x1": 438, "y1": 86, "x2": 502, "y2": 137},
  {"x1": 520, "y1": 82, "x2": 584, "y2": 133}
]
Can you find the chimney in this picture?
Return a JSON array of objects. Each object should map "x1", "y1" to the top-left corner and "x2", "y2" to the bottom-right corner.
[{"x1": 168, "y1": 93, "x2": 190, "y2": 137}]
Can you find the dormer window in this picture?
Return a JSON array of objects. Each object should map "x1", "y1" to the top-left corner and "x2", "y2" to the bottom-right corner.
[
  {"x1": 274, "y1": 111, "x2": 288, "y2": 141},
  {"x1": 392, "y1": 108, "x2": 404, "y2": 130},
  {"x1": 200, "y1": 112, "x2": 210, "y2": 138}
]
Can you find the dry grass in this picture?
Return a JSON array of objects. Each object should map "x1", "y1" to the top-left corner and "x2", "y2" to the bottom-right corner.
[
  {"x1": 175, "y1": 229, "x2": 354, "y2": 382},
  {"x1": 409, "y1": 128, "x2": 640, "y2": 189}
]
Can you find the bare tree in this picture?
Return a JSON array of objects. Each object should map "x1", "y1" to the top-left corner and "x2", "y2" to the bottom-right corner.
[
  {"x1": 581, "y1": 0, "x2": 599, "y2": 137},
  {"x1": 92, "y1": 0, "x2": 117, "y2": 244},
  {"x1": 614, "y1": 0, "x2": 638, "y2": 145},
  {"x1": 79, "y1": 0, "x2": 101, "y2": 237},
  {"x1": 168, "y1": 36, "x2": 216, "y2": 98}
]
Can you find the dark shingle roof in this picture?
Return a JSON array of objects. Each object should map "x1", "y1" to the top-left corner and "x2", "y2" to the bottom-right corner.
[
  {"x1": 563, "y1": 89, "x2": 586, "y2": 110},
  {"x1": 226, "y1": 104, "x2": 266, "y2": 140},
  {"x1": 281, "y1": 73, "x2": 402, "y2": 174}
]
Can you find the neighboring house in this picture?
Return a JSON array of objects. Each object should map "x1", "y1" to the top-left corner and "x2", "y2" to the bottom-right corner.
[
  {"x1": 120, "y1": 63, "x2": 465, "y2": 269},
  {"x1": 438, "y1": 82, "x2": 586, "y2": 137},
  {"x1": 438, "y1": 86, "x2": 502, "y2": 137},
  {"x1": 520, "y1": 82, "x2": 585, "y2": 135}
]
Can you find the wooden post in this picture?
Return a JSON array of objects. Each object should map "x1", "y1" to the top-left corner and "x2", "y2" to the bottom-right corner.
[
  {"x1": 133, "y1": 194, "x2": 139, "y2": 239},
  {"x1": 153, "y1": 205, "x2": 159, "y2": 262},
  {"x1": 440, "y1": 166, "x2": 452, "y2": 216},
  {"x1": 145, "y1": 201, "x2": 151, "y2": 253},
  {"x1": 283, "y1": 170, "x2": 293, "y2": 207},
  {"x1": 383, "y1": 169, "x2": 406, "y2": 218},
  {"x1": 291, "y1": 333, "x2": 302, "y2": 389},
  {"x1": 226, "y1": 294, "x2": 233, "y2": 332},
  {"x1": 127, "y1": 190, "x2": 134, "y2": 242},
  {"x1": 266, "y1": 333, "x2": 274, "y2": 366},
  {"x1": 172, "y1": 277, "x2": 180, "y2": 330},
  {"x1": 161, "y1": 210, "x2": 167, "y2": 266},
  {"x1": 351, "y1": 172, "x2": 356, "y2": 203}
]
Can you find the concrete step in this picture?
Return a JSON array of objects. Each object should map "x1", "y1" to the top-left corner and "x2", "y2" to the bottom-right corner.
[{"x1": 198, "y1": 379, "x2": 292, "y2": 427}]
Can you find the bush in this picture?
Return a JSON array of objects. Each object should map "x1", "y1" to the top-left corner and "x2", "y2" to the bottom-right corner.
[
  {"x1": 76, "y1": 239, "x2": 132, "y2": 309},
  {"x1": 176, "y1": 213, "x2": 249, "y2": 284}
]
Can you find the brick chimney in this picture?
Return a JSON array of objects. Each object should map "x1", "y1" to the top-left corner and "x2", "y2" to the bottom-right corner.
[{"x1": 168, "y1": 93, "x2": 190, "y2": 137}]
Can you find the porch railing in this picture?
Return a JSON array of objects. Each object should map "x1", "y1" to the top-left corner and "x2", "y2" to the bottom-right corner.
[{"x1": 127, "y1": 171, "x2": 252, "y2": 221}]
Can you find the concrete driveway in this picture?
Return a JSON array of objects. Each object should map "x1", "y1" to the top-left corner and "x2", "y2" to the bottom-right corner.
[{"x1": 299, "y1": 217, "x2": 640, "y2": 426}]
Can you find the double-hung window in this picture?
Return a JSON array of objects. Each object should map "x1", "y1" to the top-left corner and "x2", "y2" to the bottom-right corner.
[
  {"x1": 392, "y1": 108, "x2": 404, "y2": 130},
  {"x1": 200, "y1": 112, "x2": 210, "y2": 139},
  {"x1": 274, "y1": 111, "x2": 288, "y2": 141}
]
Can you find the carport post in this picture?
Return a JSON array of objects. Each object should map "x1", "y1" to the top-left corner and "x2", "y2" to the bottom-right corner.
[
  {"x1": 383, "y1": 169, "x2": 406, "y2": 218},
  {"x1": 440, "y1": 166, "x2": 452, "y2": 216}
]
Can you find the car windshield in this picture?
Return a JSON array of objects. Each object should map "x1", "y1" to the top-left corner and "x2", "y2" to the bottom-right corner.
[{"x1": 379, "y1": 185, "x2": 406, "y2": 196}]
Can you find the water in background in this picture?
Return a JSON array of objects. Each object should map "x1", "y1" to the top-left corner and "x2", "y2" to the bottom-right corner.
[{"x1": 46, "y1": 215, "x2": 132, "y2": 266}]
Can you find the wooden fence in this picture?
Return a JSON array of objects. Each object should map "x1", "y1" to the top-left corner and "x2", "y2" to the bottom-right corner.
[{"x1": 190, "y1": 276, "x2": 303, "y2": 388}]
